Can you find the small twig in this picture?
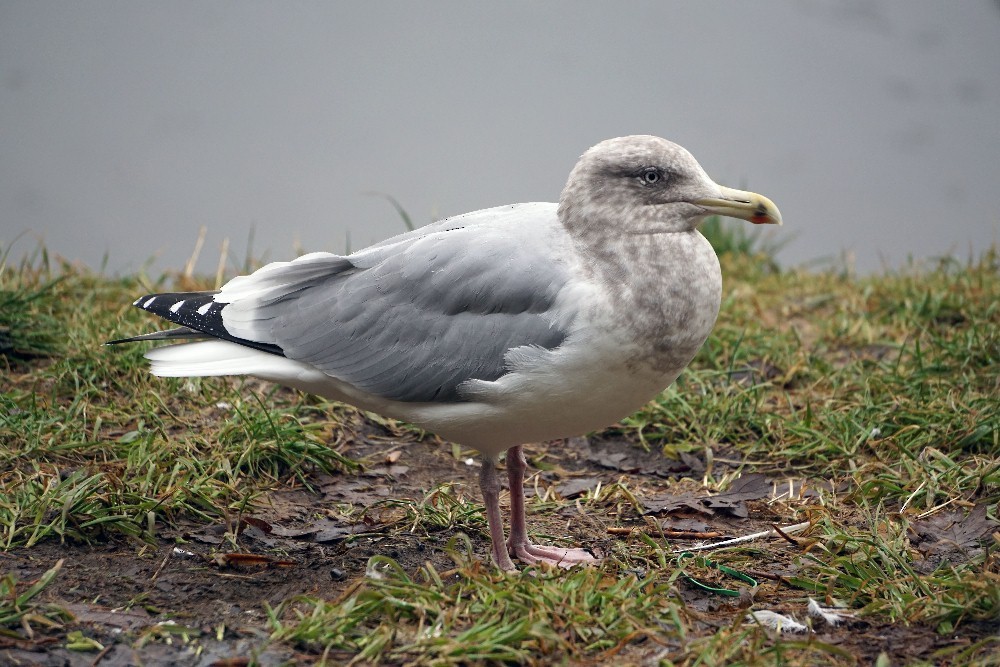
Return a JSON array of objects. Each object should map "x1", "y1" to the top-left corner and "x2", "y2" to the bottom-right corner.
[
  {"x1": 917, "y1": 498, "x2": 958, "y2": 519},
  {"x1": 663, "y1": 529, "x2": 725, "y2": 539},
  {"x1": 772, "y1": 523, "x2": 804, "y2": 546},
  {"x1": 150, "y1": 548, "x2": 172, "y2": 582},
  {"x1": 214, "y1": 237, "x2": 230, "y2": 289},
  {"x1": 91, "y1": 642, "x2": 113, "y2": 666},
  {"x1": 330, "y1": 577, "x2": 366, "y2": 606},
  {"x1": 672, "y1": 521, "x2": 810, "y2": 553},
  {"x1": 183, "y1": 226, "x2": 207, "y2": 278},
  {"x1": 900, "y1": 481, "x2": 926, "y2": 512}
]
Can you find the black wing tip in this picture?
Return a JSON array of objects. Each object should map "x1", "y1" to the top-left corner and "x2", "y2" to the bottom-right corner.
[
  {"x1": 131, "y1": 290, "x2": 219, "y2": 311},
  {"x1": 105, "y1": 327, "x2": 209, "y2": 346},
  {"x1": 123, "y1": 291, "x2": 286, "y2": 358},
  {"x1": 131, "y1": 292, "x2": 224, "y2": 330},
  {"x1": 106, "y1": 334, "x2": 155, "y2": 346},
  {"x1": 104, "y1": 337, "x2": 132, "y2": 346}
]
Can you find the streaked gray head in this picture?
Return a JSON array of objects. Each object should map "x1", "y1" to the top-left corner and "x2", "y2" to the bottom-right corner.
[{"x1": 558, "y1": 135, "x2": 781, "y2": 237}]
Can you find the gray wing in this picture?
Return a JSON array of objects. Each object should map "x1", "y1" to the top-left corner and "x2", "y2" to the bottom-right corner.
[{"x1": 220, "y1": 203, "x2": 573, "y2": 403}]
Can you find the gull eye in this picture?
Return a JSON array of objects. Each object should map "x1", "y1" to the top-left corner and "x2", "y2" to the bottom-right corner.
[{"x1": 639, "y1": 167, "x2": 664, "y2": 185}]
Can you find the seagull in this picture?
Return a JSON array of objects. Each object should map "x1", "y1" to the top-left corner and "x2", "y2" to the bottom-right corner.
[{"x1": 108, "y1": 136, "x2": 781, "y2": 571}]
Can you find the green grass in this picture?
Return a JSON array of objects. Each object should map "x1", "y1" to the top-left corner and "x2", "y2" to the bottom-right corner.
[
  {"x1": 0, "y1": 255, "x2": 358, "y2": 551},
  {"x1": 1, "y1": 238, "x2": 998, "y2": 665},
  {"x1": 0, "y1": 559, "x2": 68, "y2": 635},
  {"x1": 269, "y1": 556, "x2": 692, "y2": 664}
]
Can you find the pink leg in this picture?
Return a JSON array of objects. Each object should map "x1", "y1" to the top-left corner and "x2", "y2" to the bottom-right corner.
[
  {"x1": 505, "y1": 445, "x2": 599, "y2": 568},
  {"x1": 479, "y1": 457, "x2": 517, "y2": 571}
]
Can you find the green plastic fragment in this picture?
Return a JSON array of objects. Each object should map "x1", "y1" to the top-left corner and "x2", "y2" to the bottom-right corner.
[{"x1": 676, "y1": 551, "x2": 758, "y2": 597}]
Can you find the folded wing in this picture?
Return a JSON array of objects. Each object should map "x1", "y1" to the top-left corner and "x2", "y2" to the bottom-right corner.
[{"x1": 118, "y1": 204, "x2": 574, "y2": 404}]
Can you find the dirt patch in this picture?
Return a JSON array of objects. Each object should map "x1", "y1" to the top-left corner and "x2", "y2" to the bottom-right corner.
[{"x1": 2, "y1": 432, "x2": 993, "y2": 666}]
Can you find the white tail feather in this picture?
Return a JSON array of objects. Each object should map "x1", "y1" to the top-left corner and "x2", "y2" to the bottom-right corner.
[
  {"x1": 143, "y1": 340, "x2": 394, "y2": 414},
  {"x1": 145, "y1": 340, "x2": 299, "y2": 378}
]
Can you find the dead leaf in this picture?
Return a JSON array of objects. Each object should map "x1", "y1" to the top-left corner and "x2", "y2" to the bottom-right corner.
[
  {"x1": 270, "y1": 517, "x2": 373, "y2": 543},
  {"x1": 642, "y1": 474, "x2": 773, "y2": 518},
  {"x1": 580, "y1": 439, "x2": 691, "y2": 477},
  {"x1": 678, "y1": 451, "x2": 706, "y2": 474},
  {"x1": 704, "y1": 474, "x2": 773, "y2": 517},
  {"x1": 719, "y1": 473, "x2": 773, "y2": 500},
  {"x1": 555, "y1": 477, "x2": 600, "y2": 499},
  {"x1": 641, "y1": 494, "x2": 713, "y2": 516},
  {"x1": 321, "y1": 477, "x2": 393, "y2": 503},
  {"x1": 239, "y1": 517, "x2": 273, "y2": 535},
  {"x1": 268, "y1": 525, "x2": 323, "y2": 538},
  {"x1": 661, "y1": 518, "x2": 716, "y2": 533},
  {"x1": 314, "y1": 522, "x2": 372, "y2": 543},
  {"x1": 186, "y1": 524, "x2": 226, "y2": 544},
  {"x1": 911, "y1": 504, "x2": 998, "y2": 564}
]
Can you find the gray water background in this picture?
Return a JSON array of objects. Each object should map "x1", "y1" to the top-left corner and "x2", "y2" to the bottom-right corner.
[{"x1": 2, "y1": 1, "x2": 998, "y2": 275}]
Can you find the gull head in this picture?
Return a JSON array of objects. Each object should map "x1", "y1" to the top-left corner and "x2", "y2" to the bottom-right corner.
[{"x1": 558, "y1": 135, "x2": 782, "y2": 235}]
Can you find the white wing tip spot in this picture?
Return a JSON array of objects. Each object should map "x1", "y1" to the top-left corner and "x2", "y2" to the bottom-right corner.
[
  {"x1": 142, "y1": 297, "x2": 156, "y2": 308},
  {"x1": 196, "y1": 302, "x2": 212, "y2": 315},
  {"x1": 169, "y1": 300, "x2": 186, "y2": 314}
]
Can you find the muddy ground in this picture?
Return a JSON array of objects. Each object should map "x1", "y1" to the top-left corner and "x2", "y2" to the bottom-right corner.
[{"x1": 2, "y1": 423, "x2": 995, "y2": 666}]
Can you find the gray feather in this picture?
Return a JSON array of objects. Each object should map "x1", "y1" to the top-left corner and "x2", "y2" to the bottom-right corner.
[{"x1": 221, "y1": 204, "x2": 572, "y2": 403}]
